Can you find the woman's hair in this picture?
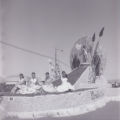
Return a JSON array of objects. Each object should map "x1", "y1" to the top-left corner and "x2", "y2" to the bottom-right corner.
[
  {"x1": 62, "y1": 71, "x2": 68, "y2": 78},
  {"x1": 32, "y1": 72, "x2": 35, "y2": 74},
  {"x1": 19, "y1": 73, "x2": 24, "y2": 78},
  {"x1": 45, "y1": 72, "x2": 49, "y2": 75}
]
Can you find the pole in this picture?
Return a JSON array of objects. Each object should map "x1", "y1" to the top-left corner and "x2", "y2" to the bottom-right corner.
[
  {"x1": 55, "y1": 48, "x2": 57, "y2": 78},
  {"x1": 54, "y1": 48, "x2": 63, "y2": 79}
]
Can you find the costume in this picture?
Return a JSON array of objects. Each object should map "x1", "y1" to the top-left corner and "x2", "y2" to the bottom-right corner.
[{"x1": 56, "y1": 77, "x2": 74, "y2": 92}]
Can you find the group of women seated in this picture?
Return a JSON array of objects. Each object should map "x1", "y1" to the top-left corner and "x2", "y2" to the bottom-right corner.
[{"x1": 11, "y1": 71, "x2": 74, "y2": 94}]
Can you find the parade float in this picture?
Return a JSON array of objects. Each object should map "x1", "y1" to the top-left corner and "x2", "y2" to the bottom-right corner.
[{"x1": 0, "y1": 28, "x2": 120, "y2": 120}]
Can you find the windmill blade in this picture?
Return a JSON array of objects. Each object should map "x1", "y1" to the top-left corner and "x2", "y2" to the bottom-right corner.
[
  {"x1": 92, "y1": 33, "x2": 95, "y2": 42},
  {"x1": 99, "y1": 27, "x2": 105, "y2": 37}
]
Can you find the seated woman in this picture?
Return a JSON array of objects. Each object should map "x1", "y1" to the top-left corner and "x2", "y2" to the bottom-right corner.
[
  {"x1": 56, "y1": 71, "x2": 74, "y2": 92},
  {"x1": 29, "y1": 72, "x2": 41, "y2": 90},
  {"x1": 42, "y1": 72, "x2": 56, "y2": 93},
  {"x1": 11, "y1": 73, "x2": 26, "y2": 94},
  {"x1": 44, "y1": 72, "x2": 52, "y2": 84}
]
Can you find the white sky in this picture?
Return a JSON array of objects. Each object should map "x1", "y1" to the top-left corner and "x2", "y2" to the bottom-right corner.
[{"x1": 0, "y1": 0, "x2": 119, "y2": 80}]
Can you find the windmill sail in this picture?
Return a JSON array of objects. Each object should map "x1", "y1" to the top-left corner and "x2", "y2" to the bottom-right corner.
[
  {"x1": 68, "y1": 63, "x2": 89, "y2": 85},
  {"x1": 68, "y1": 36, "x2": 93, "y2": 85}
]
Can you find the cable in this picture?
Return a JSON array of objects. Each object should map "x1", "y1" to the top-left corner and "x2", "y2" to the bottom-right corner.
[{"x1": 0, "y1": 41, "x2": 70, "y2": 68}]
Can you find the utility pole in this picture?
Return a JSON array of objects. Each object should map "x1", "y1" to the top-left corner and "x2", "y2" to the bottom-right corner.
[
  {"x1": 54, "y1": 48, "x2": 63, "y2": 79},
  {"x1": 55, "y1": 48, "x2": 57, "y2": 76}
]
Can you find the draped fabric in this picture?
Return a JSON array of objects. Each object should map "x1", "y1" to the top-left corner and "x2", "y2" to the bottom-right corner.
[{"x1": 70, "y1": 36, "x2": 93, "y2": 70}]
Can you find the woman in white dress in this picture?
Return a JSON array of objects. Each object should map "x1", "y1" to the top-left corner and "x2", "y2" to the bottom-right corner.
[
  {"x1": 42, "y1": 72, "x2": 56, "y2": 93},
  {"x1": 11, "y1": 73, "x2": 26, "y2": 94},
  {"x1": 56, "y1": 71, "x2": 74, "y2": 92}
]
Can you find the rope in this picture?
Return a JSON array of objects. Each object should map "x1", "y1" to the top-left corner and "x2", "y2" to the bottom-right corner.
[{"x1": 0, "y1": 41, "x2": 70, "y2": 68}]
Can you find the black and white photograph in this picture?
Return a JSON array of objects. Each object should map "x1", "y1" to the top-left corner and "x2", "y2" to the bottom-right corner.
[{"x1": 0, "y1": 0, "x2": 120, "y2": 120}]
